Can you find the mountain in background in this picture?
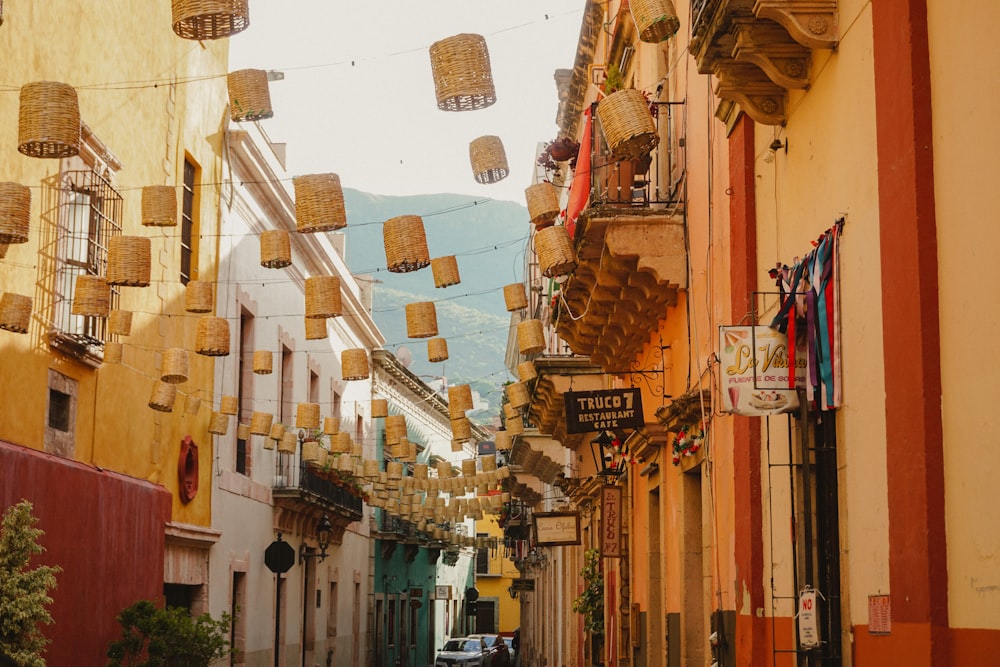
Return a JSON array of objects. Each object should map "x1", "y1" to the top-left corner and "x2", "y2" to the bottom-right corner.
[{"x1": 342, "y1": 189, "x2": 530, "y2": 422}]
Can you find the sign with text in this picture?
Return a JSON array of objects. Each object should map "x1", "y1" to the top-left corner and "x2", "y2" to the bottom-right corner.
[
  {"x1": 434, "y1": 585, "x2": 451, "y2": 600},
  {"x1": 719, "y1": 326, "x2": 805, "y2": 416},
  {"x1": 533, "y1": 512, "x2": 581, "y2": 546},
  {"x1": 797, "y1": 588, "x2": 821, "y2": 648},
  {"x1": 601, "y1": 485, "x2": 622, "y2": 557},
  {"x1": 511, "y1": 578, "x2": 535, "y2": 592},
  {"x1": 564, "y1": 388, "x2": 644, "y2": 434}
]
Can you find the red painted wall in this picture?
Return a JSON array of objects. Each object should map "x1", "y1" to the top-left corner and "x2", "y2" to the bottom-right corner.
[{"x1": 0, "y1": 441, "x2": 170, "y2": 666}]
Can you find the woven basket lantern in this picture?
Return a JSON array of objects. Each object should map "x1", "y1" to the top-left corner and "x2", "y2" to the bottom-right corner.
[
  {"x1": 296, "y1": 402, "x2": 320, "y2": 429},
  {"x1": 171, "y1": 0, "x2": 249, "y2": 40},
  {"x1": 220, "y1": 394, "x2": 238, "y2": 415},
  {"x1": 429, "y1": 33, "x2": 496, "y2": 112},
  {"x1": 507, "y1": 381, "x2": 530, "y2": 409},
  {"x1": 503, "y1": 402, "x2": 519, "y2": 420},
  {"x1": 108, "y1": 309, "x2": 133, "y2": 336},
  {"x1": 431, "y1": 256, "x2": 461, "y2": 288},
  {"x1": 481, "y1": 452, "x2": 497, "y2": 472},
  {"x1": 293, "y1": 173, "x2": 347, "y2": 233},
  {"x1": 405, "y1": 302, "x2": 438, "y2": 338},
  {"x1": 301, "y1": 440, "x2": 321, "y2": 464},
  {"x1": 525, "y1": 182, "x2": 561, "y2": 227},
  {"x1": 503, "y1": 283, "x2": 527, "y2": 312},
  {"x1": 104, "y1": 341, "x2": 123, "y2": 364},
  {"x1": 184, "y1": 394, "x2": 202, "y2": 416},
  {"x1": 436, "y1": 460, "x2": 453, "y2": 478},
  {"x1": 596, "y1": 88, "x2": 660, "y2": 161},
  {"x1": 517, "y1": 360, "x2": 538, "y2": 383},
  {"x1": 452, "y1": 417, "x2": 472, "y2": 442},
  {"x1": 260, "y1": 229, "x2": 291, "y2": 268},
  {"x1": 385, "y1": 414, "x2": 407, "y2": 445},
  {"x1": 148, "y1": 381, "x2": 176, "y2": 412},
  {"x1": 342, "y1": 348, "x2": 369, "y2": 380},
  {"x1": 448, "y1": 384, "x2": 473, "y2": 415},
  {"x1": 252, "y1": 350, "x2": 272, "y2": 374},
  {"x1": 161, "y1": 348, "x2": 190, "y2": 384},
  {"x1": 387, "y1": 461, "x2": 404, "y2": 480},
  {"x1": 428, "y1": 337, "x2": 449, "y2": 363},
  {"x1": 461, "y1": 459, "x2": 477, "y2": 477},
  {"x1": 535, "y1": 225, "x2": 578, "y2": 278},
  {"x1": 141, "y1": 186, "x2": 177, "y2": 227},
  {"x1": 0, "y1": 183, "x2": 31, "y2": 244},
  {"x1": 208, "y1": 411, "x2": 229, "y2": 435},
  {"x1": 185, "y1": 280, "x2": 213, "y2": 313},
  {"x1": 305, "y1": 317, "x2": 327, "y2": 341},
  {"x1": 305, "y1": 276, "x2": 342, "y2": 318},
  {"x1": 0, "y1": 292, "x2": 31, "y2": 333},
  {"x1": 227, "y1": 69, "x2": 273, "y2": 122},
  {"x1": 236, "y1": 423, "x2": 251, "y2": 440},
  {"x1": 469, "y1": 135, "x2": 508, "y2": 184},
  {"x1": 517, "y1": 318, "x2": 546, "y2": 355},
  {"x1": 278, "y1": 431, "x2": 298, "y2": 454},
  {"x1": 371, "y1": 398, "x2": 388, "y2": 418},
  {"x1": 323, "y1": 416, "x2": 340, "y2": 435},
  {"x1": 332, "y1": 432, "x2": 351, "y2": 454},
  {"x1": 506, "y1": 415, "x2": 524, "y2": 435},
  {"x1": 630, "y1": 0, "x2": 681, "y2": 42},
  {"x1": 195, "y1": 316, "x2": 230, "y2": 356},
  {"x1": 383, "y1": 215, "x2": 430, "y2": 273},
  {"x1": 494, "y1": 429, "x2": 510, "y2": 451},
  {"x1": 18, "y1": 81, "x2": 80, "y2": 159},
  {"x1": 249, "y1": 411, "x2": 273, "y2": 435},
  {"x1": 72, "y1": 275, "x2": 110, "y2": 317},
  {"x1": 106, "y1": 236, "x2": 151, "y2": 287},
  {"x1": 269, "y1": 422, "x2": 286, "y2": 442}
]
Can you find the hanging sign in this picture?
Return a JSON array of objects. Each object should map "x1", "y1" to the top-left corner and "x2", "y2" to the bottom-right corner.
[
  {"x1": 719, "y1": 326, "x2": 805, "y2": 416},
  {"x1": 797, "y1": 588, "x2": 821, "y2": 648},
  {"x1": 600, "y1": 485, "x2": 622, "y2": 557},
  {"x1": 564, "y1": 388, "x2": 644, "y2": 434},
  {"x1": 533, "y1": 512, "x2": 581, "y2": 546}
]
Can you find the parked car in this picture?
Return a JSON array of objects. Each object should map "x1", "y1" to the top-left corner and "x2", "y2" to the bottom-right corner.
[
  {"x1": 435, "y1": 636, "x2": 491, "y2": 667},
  {"x1": 468, "y1": 633, "x2": 511, "y2": 667}
]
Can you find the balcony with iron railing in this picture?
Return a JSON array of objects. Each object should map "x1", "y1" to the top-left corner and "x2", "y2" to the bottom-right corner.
[{"x1": 272, "y1": 452, "x2": 364, "y2": 543}]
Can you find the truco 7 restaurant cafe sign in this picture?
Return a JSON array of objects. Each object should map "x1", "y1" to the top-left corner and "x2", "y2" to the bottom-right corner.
[{"x1": 563, "y1": 388, "x2": 644, "y2": 435}]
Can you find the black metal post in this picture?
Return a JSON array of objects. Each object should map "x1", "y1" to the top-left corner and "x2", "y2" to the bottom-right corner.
[{"x1": 275, "y1": 573, "x2": 282, "y2": 667}]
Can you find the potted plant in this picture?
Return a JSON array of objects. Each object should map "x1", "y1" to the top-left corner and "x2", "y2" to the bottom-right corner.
[{"x1": 537, "y1": 136, "x2": 581, "y2": 175}]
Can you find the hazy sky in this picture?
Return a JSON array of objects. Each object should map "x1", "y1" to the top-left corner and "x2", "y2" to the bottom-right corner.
[{"x1": 229, "y1": 1, "x2": 586, "y2": 205}]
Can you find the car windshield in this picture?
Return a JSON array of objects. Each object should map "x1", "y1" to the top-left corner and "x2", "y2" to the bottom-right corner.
[
  {"x1": 443, "y1": 639, "x2": 481, "y2": 652},
  {"x1": 464, "y1": 640, "x2": 483, "y2": 652}
]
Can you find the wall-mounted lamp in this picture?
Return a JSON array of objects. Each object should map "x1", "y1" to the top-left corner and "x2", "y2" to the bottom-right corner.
[
  {"x1": 589, "y1": 431, "x2": 626, "y2": 479},
  {"x1": 299, "y1": 513, "x2": 333, "y2": 563},
  {"x1": 764, "y1": 138, "x2": 787, "y2": 164}
]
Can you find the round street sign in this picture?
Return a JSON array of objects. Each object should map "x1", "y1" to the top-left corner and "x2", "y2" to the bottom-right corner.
[{"x1": 264, "y1": 537, "x2": 295, "y2": 574}]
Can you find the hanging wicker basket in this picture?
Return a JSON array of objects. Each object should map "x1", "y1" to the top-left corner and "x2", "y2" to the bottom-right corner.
[
  {"x1": 461, "y1": 459, "x2": 477, "y2": 477},
  {"x1": 431, "y1": 256, "x2": 461, "y2": 288},
  {"x1": 405, "y1": 302, "x2": 438, "y2": 338},
  {"x1": 428, "y1": 337, "x2": 449, "y2": 363},
  {"x1": 535, "y1": 225, "x2": 578, "y2": 278},
  {"x1": 342, "y1": 348, "x2": 369, "y2": 380},
  {"x1": 503, "y1": 402, "x2": 519, "y2": 420},
  {"x1": 149, "y1": 381, "x2": 176, "y2": 412},
  {"x1": 596, "y1": 88, "x2": 660, "y2": 161},
  {"x1": 305, "y1": 317, "x2": 327, "y2": 340},
  {"x1": 0, "y1": 183, "x2": 31, "y2": 244},
  {"x1": 260, "y1": 229, "x2": 291, "y2": 268},
  {"x1": 630, "y1": 0, "x2": 681, "y2": 43},
  {"x1": 237, "y1": 423, "x2": 251, "y2": 440},
  {"x1": 141, "y1": 186, "x2": 177, "y2": 227},
  {"x1": 507, "y1": 381, "x2": 530, "y2": 409},
  {"x1": 494, "y1": 430, "x2": 510, "y2": 451},
  {"x1": 18, "y1": 81, "x2": 80, "y2": 159},
  {"x1": 323, "y1": 416, "x2": 340, "y2": 435},
  {"x1": 383, "y1": 215, "x2": 430, "y2": 273},
  {"x1": 195, "y1": 316, "x2": 230, "y2": 356},
  {"x1": 108, "y1": 309, "x2": 133, "y2": 336},
  {"x1": 0, "y1": 292, "x2": 32, "y2": 333},
  {"x1": 517, "y1": 360, "x2": 538, "y2": 382},
  {"x1": 227, "y1": 69, "x2": 273, "y2": 122},
  {"x1": 252, "y1": 350, "x2": 272, "y2": 374},
  {"x1": 72, "y1": 275, "x2": 110, "y2": 317},
  {"x1": 429, "y1": 33, "x2": 496, "y2": 112},
  {"x1": 503, "y1": 283, "x2": 527, "y2": 312},
  {"x1": 104, "y1": 341, "x2": 123, "y2": 364},
  {"x1": 448, "y1": 384, "x2": 473, "y2": 415},
  {"x1": 452, "y1": 417, "x2": 472, "y2": 442},
  {"x1": 305, "y1": 276, "x2": 342, "y2": 318},
  {"x1": 332, "y1": 432, "x2": 351, "y2": 454},
  {"x1": 293, "y1": 173, "x2": 346, "y2": 233},
  {"x1": 208, "y1": 411, "x2": 229, "y2": 435},
  {"x1": 278, "y1": 432, "x2": 298, "y2": 454},
  {"x1": 505, "y1": 415, "x2": 524, "y2": 435},
  {"x1": 185, "y1": 280, "x2": 214, "y2": 313},
  {"x1": 371, "y1": 398, "x2": 388, "y2": 418},
  {"x1": 171, "y1": 0, "x2": 250, "y2": 40},
  {"x1": 387, "y1": 461, "x2": 404, "y2": 480},
  {"x1": 296, "y1": 402, "x2": 320, "y2": 429},
  {"x1": 437, "y1": 460, "x2": 453, "y2": 478},
  {"x1": 525, "y1": 182, "x2": 561, "y2": 227},
  {"x1": 161, "y1": 347, "x2": 190, "y2": 384},
  {"x1": 269, "y1": 422, "x2": 286, "y2": 441},
  {"x1": 220, "y1": 394, "x2": 239, "y2": 415},
  {"x1": 469, "y1": 135, "x2": 508, "y2": 184},
  {"x1": 385, "y1": 414, "x2": 407, "y2": 445},
  {"x1": 184, "y1": 395, "x2": 202, "y2": 416},
  {"x1": 250, "y1": 411, "x2": 273, "y2": 435},
  {"x1": 106, "y1": 236, "x2": 151, "y2": 286},
  {"x1": 517, "y1": 318, "x2": 545, "y2": 355}
]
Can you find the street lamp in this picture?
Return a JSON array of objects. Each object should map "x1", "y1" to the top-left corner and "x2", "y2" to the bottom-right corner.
[
  {"x1": 589, "y1": 431, "x2": 626, "y2": 479},
  {"x1": 299, "y1": 513, "x2": 333, "y2": 563}
]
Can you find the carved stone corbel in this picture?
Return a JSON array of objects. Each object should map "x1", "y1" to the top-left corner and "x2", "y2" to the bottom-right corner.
[
  {"x1": 714, "y1": 62, "x2": 788, "y2": 125},
  {"x1": 753, "y1": 0, "x2": 838, "y2": 50},
  {"x1": 732, "y1": 18, "x2": 811, "y2": 89}
]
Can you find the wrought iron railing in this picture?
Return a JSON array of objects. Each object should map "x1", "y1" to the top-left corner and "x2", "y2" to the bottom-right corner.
[{"x1": 273, "y1": 454, "x2": 363, "y2": 520}]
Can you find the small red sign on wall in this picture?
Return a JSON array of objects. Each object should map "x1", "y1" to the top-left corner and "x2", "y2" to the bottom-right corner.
[
  {"x1": 868, "y1": 595, "x2": 891, "y2": 635},
  {"x1": 601, "y1": 485, "x2": 622, "y2": 558}
]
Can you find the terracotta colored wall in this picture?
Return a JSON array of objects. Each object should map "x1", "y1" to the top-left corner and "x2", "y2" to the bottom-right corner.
[{"x1": 1, "y1": 441, "x2": 170, "y2": 666}]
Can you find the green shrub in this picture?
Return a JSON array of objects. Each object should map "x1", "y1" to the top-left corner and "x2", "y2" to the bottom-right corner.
[{"x1": 106, "y1": 600, "x2": 232, "y2": 667}]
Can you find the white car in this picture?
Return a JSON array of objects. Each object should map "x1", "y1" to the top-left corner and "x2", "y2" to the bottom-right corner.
[{"x1": 435, "y1": 636, "x2": 490, "y2": 667}]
